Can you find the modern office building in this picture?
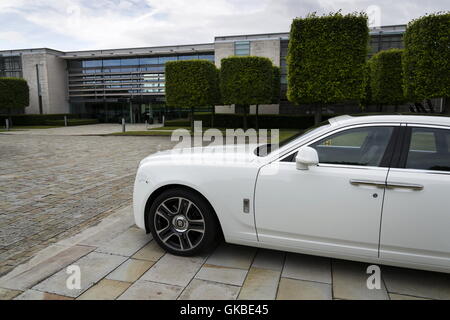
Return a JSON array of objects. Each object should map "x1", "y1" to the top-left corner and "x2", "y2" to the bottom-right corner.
[{"x1": 0, "y1": 25, "x2": 408, "y2": 122}]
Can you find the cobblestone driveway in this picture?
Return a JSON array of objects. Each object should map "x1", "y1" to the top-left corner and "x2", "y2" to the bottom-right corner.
[{"x1": 0, "y1": 134, "x2": 175, "y2": 276}]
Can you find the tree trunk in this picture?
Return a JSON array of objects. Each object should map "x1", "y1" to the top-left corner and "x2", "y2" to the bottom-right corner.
[
  {"x1": 243, "y1": 105, "x2": 248, "y2": 130},
  {"x1": 314, "y1": 105, "x2": 322, "y2": 125},
  {"x1": 190, "y1": 106, "x2": 194, "y2": 133},
  {"x1": 255, "y1": 104, "x2": 259, "y2": 131},
  {"x1": 442, "y1": 97, "x2": 449, "y2": 114},
  {"x1": 7, "y1": 107, "x2": 12, "y2": 128},
  {"x1": 211, "y1": 106, "x2": 215, "y2": 128}
]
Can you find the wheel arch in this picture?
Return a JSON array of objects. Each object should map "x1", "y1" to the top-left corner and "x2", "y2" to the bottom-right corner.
[{"x1": 144, "y1": 184, "x2": 224, "y2": 239}]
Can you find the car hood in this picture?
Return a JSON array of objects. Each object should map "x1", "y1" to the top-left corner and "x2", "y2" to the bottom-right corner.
[{"x1": 139, "y1": 144, "x2": 261, "y2": 167}]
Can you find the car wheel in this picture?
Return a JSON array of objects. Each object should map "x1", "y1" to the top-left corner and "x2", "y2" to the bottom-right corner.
[{"x1": 148, "y1": 188, "x2": 220, "y2": 256}]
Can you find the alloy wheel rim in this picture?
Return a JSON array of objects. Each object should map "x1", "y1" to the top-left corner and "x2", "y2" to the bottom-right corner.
[{"x1": 154, "y1": 197, "x2": 205, "y2": 251}]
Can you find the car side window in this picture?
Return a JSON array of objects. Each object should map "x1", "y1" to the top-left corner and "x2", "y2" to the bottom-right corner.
[
  {"x1": 406, "y1": 127, "x2": 450, "y2": 172},
  {"x1": 308, "y1": 126, "x2": 394, "y2": 167}
]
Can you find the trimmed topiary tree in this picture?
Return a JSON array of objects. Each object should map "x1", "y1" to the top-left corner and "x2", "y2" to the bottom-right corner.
[
  {"x1": 220, "y1": 56, "x2": 273, "y2": 130},
  {"x1": 165, "y1": 60, "x2": 220, "y2": 131},
  {"x1": 0, "y1": 77, "x2": 29, "y2": 126},
  {"x1": 402, "y1": 12, "x2": 450, "y2": 113},
  {"x1": 369, "y1": 49, "x2": 405, "y2": 111},
  {"x1": 287, "y1": 12, "x2": 369, "y2": 124},
  {"x1": 360, "y1": 61, "x2": 372, "y2": 110}
]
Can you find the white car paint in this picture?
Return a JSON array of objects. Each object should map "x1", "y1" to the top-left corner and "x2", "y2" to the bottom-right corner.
[{"x1": 134, "y1": 115, "x2": 450, "y2": 273}]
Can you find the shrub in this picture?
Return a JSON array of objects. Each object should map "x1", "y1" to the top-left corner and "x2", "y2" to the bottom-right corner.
[
  {"x1": 45, "y1": 119, "x2": 99, "y2": 126},
  {"x1": 402, "y1": 12, "x2": 450, "y2": 102},
  {"x1": 287, "y1": 12, "x2": 369, "y2": 122},
  {"x1": 165, "y1": 60, "x2": 220, "y2": 130},
  {"x1": 369, "y1": 49, "x2": 405, "y2": 107},
  {"x1": 165, "y1": 113, "x2": 334, "y2": 129},
  {"x1": 0, "y1": 78, "x2": 29, "y2": 113}
]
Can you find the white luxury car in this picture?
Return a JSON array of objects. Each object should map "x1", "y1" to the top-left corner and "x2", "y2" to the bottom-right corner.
[{"x1": 133, "y1": 115, "x2": 450, "y2": 273}]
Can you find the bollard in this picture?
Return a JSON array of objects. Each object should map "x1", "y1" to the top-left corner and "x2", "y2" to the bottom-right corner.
[
  {"x1": 122, "y1": 118, "x2": 126, "y2": 133},
  {"x1": 145, "y1": 120, "x2": 148, "y2": 130},
  {"x1": 162, "y1": 115, "x2": 165, "y2": 126},
  {"x1": 64, "y1": 116, "x2": 68, "y2": 127},
  {"x1": 5, "y1": 119, "x2": 9, "y2": 131}
]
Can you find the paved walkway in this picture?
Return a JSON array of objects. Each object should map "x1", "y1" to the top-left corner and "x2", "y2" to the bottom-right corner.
[
  {"x1": 0, "y1": 205, "x2": 449, "y2": 300},
  {"x1": 1, "y1": 123, "x2": 162, "y2": 136},
  {"x1": 0, "y1": 133, "x2": 176, "y2": 276}
]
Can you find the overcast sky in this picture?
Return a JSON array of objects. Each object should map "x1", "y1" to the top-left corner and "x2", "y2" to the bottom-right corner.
[{"x1": 0, "y1": 0, "x2": 448, "y2": 51}]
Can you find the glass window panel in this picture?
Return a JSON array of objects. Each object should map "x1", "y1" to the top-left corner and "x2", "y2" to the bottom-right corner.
[
  {"x1": 310, "y1": 126, "x2": 394, "y2": 167},
  {"x1": 178, "y1": 55, "x2": 198, "y2": 60},
  {"x1": 103, "y1": 59, "x2": 121, "y2": 67},
  {"x1": 406, "y1": 128, "x2": 450, "y2": 171},
  {"x1": 121, "y1": 58, "x2": 139, "y2": 66},
  {"x1": 198, "y1": 54, "x2": 214, "y2": 61},
  {"x1": 158, "y1": 56, "x2": 177, "y2": 64},
  {"x1": 139, "y1": 57, "x2": 159, "y2": 65},
  {"x1": 235, "y1": 49, "x2": 250, "y2": 56},
  {"x1": 83, "y1": 60, "x2": 102, "y2": 68}
]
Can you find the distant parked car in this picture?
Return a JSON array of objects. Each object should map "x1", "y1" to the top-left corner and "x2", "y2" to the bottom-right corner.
[{"x1": 134, "y1": 115, "x2": 450, "y2": 273}]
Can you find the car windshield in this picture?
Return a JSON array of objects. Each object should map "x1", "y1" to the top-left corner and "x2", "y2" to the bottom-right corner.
[{"x1": 255, "y1": 120, "x2": 331, "y2": 157}]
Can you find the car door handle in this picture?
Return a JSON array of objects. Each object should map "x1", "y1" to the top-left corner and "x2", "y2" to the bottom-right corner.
[
  {"x1": 350, "y1": 179, "x2": 386, "y2": 188},
  {"x1": 386, "y1": 182, "x2": 424, "y2": 191}
]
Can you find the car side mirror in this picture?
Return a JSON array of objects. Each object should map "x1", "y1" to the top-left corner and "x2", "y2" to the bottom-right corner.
[{"x1": 296, "y1": 147, "x2": 319, "y2": 170}]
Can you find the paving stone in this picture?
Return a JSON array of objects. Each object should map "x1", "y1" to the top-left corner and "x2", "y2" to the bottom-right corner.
[
  {"x1": 140, "y1": 254, "x2": 204, "y2": 287},
  {"x1": 106, "y1": 259, "x2": 154, "y2": 283},
  {"x1": 77, "y1": 279, "x2": 131, "y2": 300},
  {"x1": 32, "y1": 251, "x2": 127, "y2": 298},
  {"x1": 382, "y1": 266, "x2": 450, "y2": 300},
  {"x1": 282, "y1": 253, "x2": 331, "y2": 284},
  {"x1": 389, "y1": 293, "x2": 428, "y2": 300},
  {"x1": 132, "y1": 240, "x2": 166, "y2": 262},
  {"x1": 332, "y1": 260, "x2": 389, "y2": 300},
  {"x1": 0, "y1": 245, "x2": 95, "y2": 291},
  {"x1": 118, "y1": 280, "x2": 183, "y2": 300},
  {"x1": 196, "y1": 264, "x2": 248, "y2": 286},
  {"x1": 206, "y1": 243, "x2": 256, "y2": 270},
  {"x1": 251, "y1": 249, "x2": 285, "y2": 272},
  {"x1": 179, "y1": 279, "x2": 240, "y2": 300},
  {"x1": 0, "y1": 288, "x2": 22, "y2": 300},
  {"x1": 238, "y1": 267, "x2": 280, "y2": 300},
  {"x1": 14, "y1": 289, "x2": 73, "y2": 300},
  {"x1": 277, "y1": 278, "x2": 332, "y2": 300},
  {"x1": 96, "y1": 226, "x2": 151, "y2": 257}
]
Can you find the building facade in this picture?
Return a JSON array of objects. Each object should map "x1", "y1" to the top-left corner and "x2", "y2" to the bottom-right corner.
[{"x1": 0, "y1": 25, "x2": 407, "y2": 122}]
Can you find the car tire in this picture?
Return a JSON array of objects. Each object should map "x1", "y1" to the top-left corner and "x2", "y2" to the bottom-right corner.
[{"x1": 148, "y1": 188, "x2": 220, "y2": 256}]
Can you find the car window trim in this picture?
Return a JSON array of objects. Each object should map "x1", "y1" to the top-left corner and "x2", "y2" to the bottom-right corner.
[{"x1": 276, "y1": 123, "x2": 402, "y2": 169}]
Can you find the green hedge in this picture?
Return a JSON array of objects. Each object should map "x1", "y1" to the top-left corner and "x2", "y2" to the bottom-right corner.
[
  {"x1": 0, "y1": 114, "x2": 82, "y2": 125},
  {"x1": 45, "y1": 119, "x2": 99, "y2": 126},
  {"x1": 220, "y1": 56, "x2": 274, "y2": 105},
  {"x1": 369, "y1": 49, "x2": 405, "y2": 105},
  {"x1": 165, "y1": 60, "x2": 220, "y2": 108},
  {"x1": 402, "y1": 12, "x2": 450, "y2": 101},
  {"x1": 165, "y1": 113, "x2": 334, "y2": 129},
  {"x1": 0, "y1": 78, "x2": 29, "y2": 111},
  {"x1": 287, "y1": 12, "x2": 369, "y2": 105}
]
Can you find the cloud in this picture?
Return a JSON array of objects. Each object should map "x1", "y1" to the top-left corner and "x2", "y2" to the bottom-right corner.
[{"x1": 0, "y1": 0, "x2": 448, "y2": 51}]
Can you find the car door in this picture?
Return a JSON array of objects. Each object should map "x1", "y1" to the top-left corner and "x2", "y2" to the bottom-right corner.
[
  {"x1": 380, "y1": 125, "x2": 450, "y2": 270},
  {"x1": 255, "y1": 124, "x2": 400, "y2": 258}
]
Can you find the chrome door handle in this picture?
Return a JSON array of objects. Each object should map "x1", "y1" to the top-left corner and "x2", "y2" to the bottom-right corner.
[
  {"x1": 386, "y1": 182, "x2": 424, "y2": 191},
  {"x1": 350, "y1": 179, "x2": 386, "y2": 188}
]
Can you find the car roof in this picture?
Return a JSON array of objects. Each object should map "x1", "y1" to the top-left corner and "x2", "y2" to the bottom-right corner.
[{"x1": 328, "y1": 114, "x2": 450, "y2": 127}]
